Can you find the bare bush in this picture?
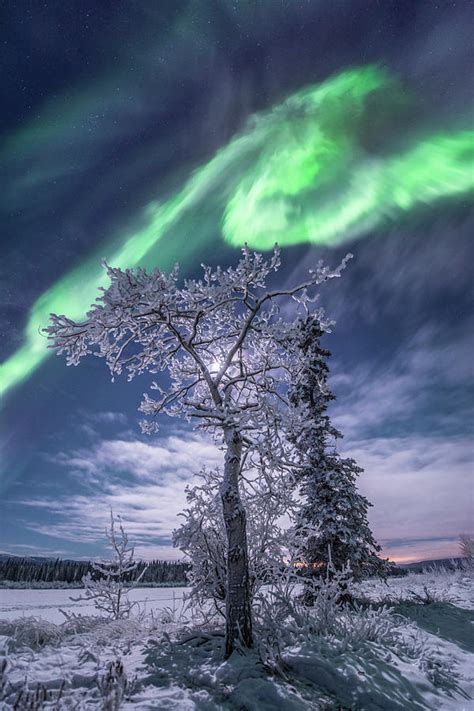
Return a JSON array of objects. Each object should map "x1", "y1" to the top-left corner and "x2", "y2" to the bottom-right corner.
[
  {"x1": 70, "y1": 511, "x2": 147, "y2": 620},
  {"x1": 459, "y1": 533, "x2": 474, "y2": 570}
]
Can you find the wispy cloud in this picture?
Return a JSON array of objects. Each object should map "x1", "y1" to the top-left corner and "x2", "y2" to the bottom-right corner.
[
  {"x1": 21, "y1": 433, "x2": 222, "y2": 559},
  {"x1": 327, "y1": 319, "x2": 473, "y2": 562},
  {"x1": 22, "y1": 425, "x2": 473, "y2": 563},
  {"x1": 344, "y1": 434, "x2": 473, "y2": 561},
  {"x1": 50, "y1": 433, "x2": 222, "y2": 483},
  {"x1": 330, "y1": 321, "x2": 474, "y2": 440},
  {"x1": 89, "y1": 411, "x2": 129, "y2": 426}
]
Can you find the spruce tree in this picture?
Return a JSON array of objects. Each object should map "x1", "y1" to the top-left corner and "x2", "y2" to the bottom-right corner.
[{"x1": 289, "y1": 315, "x2": 386, "y2": 582}]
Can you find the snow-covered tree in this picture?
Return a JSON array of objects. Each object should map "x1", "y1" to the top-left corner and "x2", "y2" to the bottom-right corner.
[
  {"x1": 173, "y1": 467, "x2": 227, "y2": 612},
  {"x1": 173, "y1": 464, "x2": 290, "y2": 615},
  {"x1": 71, "y1": 511, "x2": 146, "y2": 619},
  {"x1": 47, "y1": 246, "x2": 349, "y2": 656},
  {"x1": 289, "y1": 315, "x2": 386, "y2": 582}
]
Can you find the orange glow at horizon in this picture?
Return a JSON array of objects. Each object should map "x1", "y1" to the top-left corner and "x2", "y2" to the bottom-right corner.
[{"x1": 380, "y1": 540, "x2": 461, "y2": 565}]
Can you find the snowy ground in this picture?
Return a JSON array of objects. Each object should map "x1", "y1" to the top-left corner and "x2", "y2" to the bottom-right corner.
[
  {"x1": 0, "y1": 587, "x2": 187, "y2": 624},
  {"x1": 0, "y1": 570, "x2": 473, "y2": 709}
]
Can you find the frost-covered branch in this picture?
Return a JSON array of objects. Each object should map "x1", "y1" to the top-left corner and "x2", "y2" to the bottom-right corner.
[
  {"x1": 173, "y1": 464, "x2": 293, "y2": 608},
  {"x1": 70, "y1": 511, "x2": 147, "y2": 620}
]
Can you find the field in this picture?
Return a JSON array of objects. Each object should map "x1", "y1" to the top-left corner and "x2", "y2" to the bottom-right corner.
[
  {"x1": 0, "y1": 587, "x2": 187, "y2": 625},
  {"x1": 0, "y1": 569, "x2": 473, "y2": 709}
]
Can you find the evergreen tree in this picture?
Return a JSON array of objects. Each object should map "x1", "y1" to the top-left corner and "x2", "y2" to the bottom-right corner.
[{"x1": 289, "y1": 315, "x2": 386, "y2": 582}]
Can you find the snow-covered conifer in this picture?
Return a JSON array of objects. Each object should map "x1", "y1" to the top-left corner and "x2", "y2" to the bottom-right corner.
[{"x1": 289, "y1": 315, "x2": 386, "y2": 582}]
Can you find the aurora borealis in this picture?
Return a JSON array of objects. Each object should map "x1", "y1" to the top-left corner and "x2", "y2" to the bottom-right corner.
[
  {"x1": 1, "y1": 65, "x2": 472, "y2": 399},
  {"x1": 1, "y1": 1, "x2": 473, "y2": 564}
]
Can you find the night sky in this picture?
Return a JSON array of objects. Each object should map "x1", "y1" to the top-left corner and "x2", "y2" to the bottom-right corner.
[{"x1": 1, "y1": 1, "x2": 473, "y2": 563}]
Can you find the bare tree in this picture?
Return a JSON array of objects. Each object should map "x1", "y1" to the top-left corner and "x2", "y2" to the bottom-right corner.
[
  {"x1": 47, "y1": 246, "x2": 349, "y2": 656},
  {"x1": 71, "y1": 511, "x2": 146, "y2": 620}
]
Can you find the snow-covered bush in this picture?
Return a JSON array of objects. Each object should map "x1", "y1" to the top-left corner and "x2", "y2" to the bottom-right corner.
[
  {"x1": 174, "y1": 465, "x2": 290, "y2": 612},
  {"x1": 60, "y1": 613, "x2": 111, "y2": 636},
  {"x1": 173, "y1": 467, "x2": 227, "y2": 611},
  {"x1": 406, "y1": 583, "x2": 456, "y2": 605},
  {"x1": 335, "y1": 603, "x2": 402, "y2": 650},
  {"x1": 403, "y1": 568, "x2": 462, "y2": 605},
  {"x1": 0, "y1": 616, "x2": 62, "y2": 650},
  {"x1": 252, "y1": 557, "x2": 390, "y2": 655},
  {"x1": 459, "y1": 533, "x2": 474, "y2": 570},
  {"x1": 250, "y1": 564, "x2": 464, "y2": 707},
  {"x1": 257, "y1": 559, "x2": 399, "y2": 657},
  {"x1": 0, "y1": 615, "x2": 147, "y2": 655}
]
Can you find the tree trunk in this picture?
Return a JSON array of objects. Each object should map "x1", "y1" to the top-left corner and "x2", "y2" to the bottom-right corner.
[{"x1": 221, "y1": 426, "x2": 253, "y2": 658}]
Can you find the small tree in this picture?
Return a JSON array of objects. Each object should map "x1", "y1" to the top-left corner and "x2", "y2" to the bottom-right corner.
[
  {"x1": 72, "y1": 511, "x2": 146, "y2": 619},
  {"x1": 47, "y1": 247, "x2": 349, "y2": 656},
  {"x1": 289, "y1": 315, "x2": 386, "y2": 582}
]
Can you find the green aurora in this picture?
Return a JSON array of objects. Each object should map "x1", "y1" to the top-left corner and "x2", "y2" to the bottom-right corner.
[{"x1": 1, "y1": 65, "x2": 473, "y2": 398}]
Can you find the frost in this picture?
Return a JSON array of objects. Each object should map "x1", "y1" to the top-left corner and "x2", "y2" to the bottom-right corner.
[{"x1": 68, "y1": 511, "x2": 147, "y2": 621}]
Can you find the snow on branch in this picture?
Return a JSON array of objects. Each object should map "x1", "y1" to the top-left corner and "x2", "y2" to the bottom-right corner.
[
  {"x1": 70, "y1": 511, "x2": 147, "y2": 620},
  {"x1": 46, "y1": 246, "x2": 350, "y2": 456}
]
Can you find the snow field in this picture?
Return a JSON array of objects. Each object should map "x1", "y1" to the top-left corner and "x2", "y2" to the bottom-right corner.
[
  {"x1": 0, "y1": 586, "x2": 188, "y2": 624},
  {"x1": 0, "y1": 571, "x2": 473, "y2": 709}
]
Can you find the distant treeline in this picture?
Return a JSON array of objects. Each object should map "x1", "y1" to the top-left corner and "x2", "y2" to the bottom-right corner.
[{"x1": 0, "y1": 557, "x2": 190, "y2": 587}]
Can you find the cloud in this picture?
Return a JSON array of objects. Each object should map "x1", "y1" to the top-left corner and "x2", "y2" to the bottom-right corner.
[
  {"x1": 378, "y1": 538, "x2": 461, "y2": 565},
  {"x1": 329, "y1": 319, "x2": 474, "y2": 440},
  {"x1": 24, "y1": 425, "x2": 473, "y2": 564},
  {"x1": 20, "y1": 433, "x2": 223, "y2": 559},
  {"x1": 344, "y1": 434, "x2": 473, "y2": 562},
  {"x1": 50, "y1": 434, "x2": 222, "y2": 483},
  {"x1": 0, "y1": 543, "x2": 72, "y2": 558},
  {"x1": 322, "y1": 308, "x2": 473, "y2": 562},
  {"x1": 89, "y1": 411, "x2": 129, "y2": 426}
]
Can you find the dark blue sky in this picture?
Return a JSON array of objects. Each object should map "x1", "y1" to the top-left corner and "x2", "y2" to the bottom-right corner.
[{"x1": 1, "y1": 1, "x2": 473, "y2": 562}]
